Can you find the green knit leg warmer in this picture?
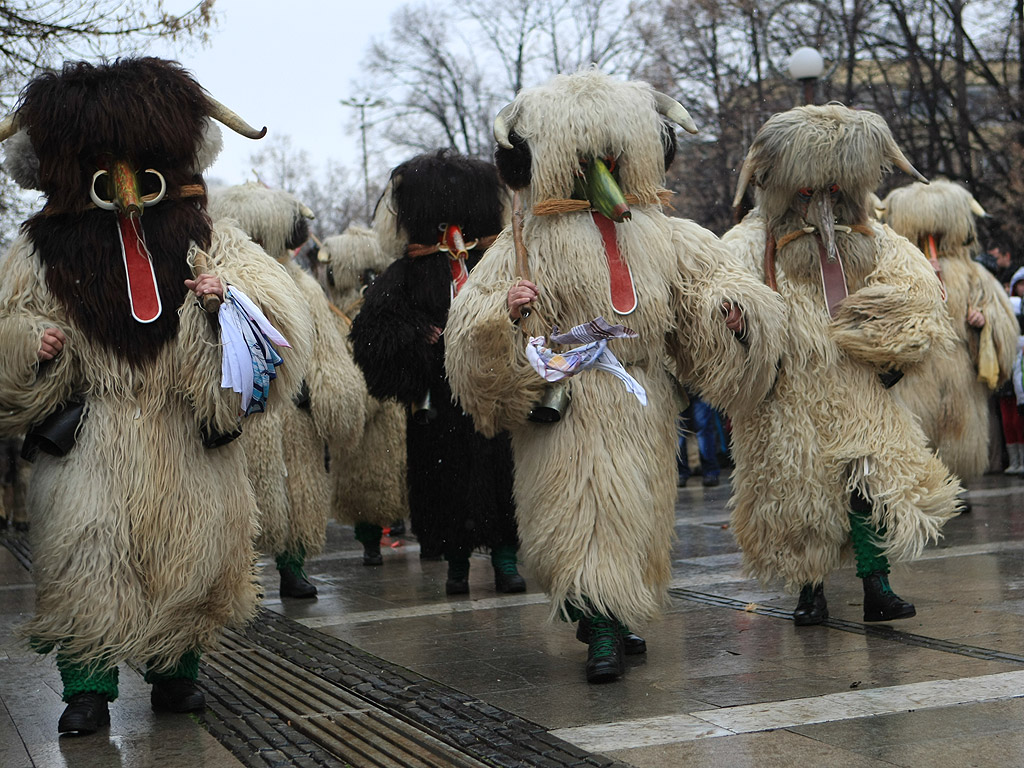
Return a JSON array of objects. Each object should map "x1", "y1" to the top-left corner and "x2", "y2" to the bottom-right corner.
[
  {"x1": 144, "y1": 649, "x2": 201, "y2": 684},
  {"x1": 490, "y1": 543, "x2": 519, "y2": 575},
  {"x1": 354, "y1": 521, "x2": 383, "y2": 545},
  {"x1": 849, "y1": 496, "x2": 890, "y2": 580},
  {"x1": 58, "y1": 655, "x2": 119, "y2": 702},
  {"x1": 275, "y1": 547, "x2": 307, "y2": 578}
]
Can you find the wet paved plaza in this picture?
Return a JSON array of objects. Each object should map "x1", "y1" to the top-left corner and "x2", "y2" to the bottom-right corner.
[{"x1": 4, "y1": 472, "x2": 1024, "y2": 767}]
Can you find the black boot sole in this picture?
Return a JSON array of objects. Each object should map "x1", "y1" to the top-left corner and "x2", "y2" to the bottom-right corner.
[
  {"x1": 58, "y1": 694, "x2": 110, "y2": 735},
  {"x1": 864, "y1": 605, "x2": 916, "y2": 622}
]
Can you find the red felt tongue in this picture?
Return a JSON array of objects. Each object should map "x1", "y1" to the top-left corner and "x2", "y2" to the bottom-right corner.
[
  {"x1": 118, "y1": 215, "x2": 162, "y2": 323},
  {"x1": 592, "y1": 212, "x2": 637, "y2": 315},
  {"x1": 449, "y1": 256, "x2": 469, "y2": 298}
]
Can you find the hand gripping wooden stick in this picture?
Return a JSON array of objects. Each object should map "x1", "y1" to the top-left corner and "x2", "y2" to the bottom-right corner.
[
  {"x1": 512, "y1": 192, "x2": 532, "y2": 320},
  {"x1": 189, "y1": 244, "x2": 223, "y2": 314}
]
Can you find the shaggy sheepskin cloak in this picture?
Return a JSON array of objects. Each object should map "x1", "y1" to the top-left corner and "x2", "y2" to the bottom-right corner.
[
  {"x1": 444, "y1": 70, "x2": 788, "y2": 628},
  {"x1": 722, "y1": 105, "x2": 961, "y2": 589},
  {"x1": 209, "y1": 183, "x2": 367, "y2": 559},
  {"x1": 883, "y1": 179, "x2": 1018, "y2": 483},
  {"x1": 320, "y1": 226, "x2": 408, "y2": 528},
  {"x1": 0, "y1": 58, "x2": 311, "y2": 672}
]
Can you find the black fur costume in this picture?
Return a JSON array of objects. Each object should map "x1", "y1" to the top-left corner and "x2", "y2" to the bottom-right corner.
[{"x1": 349, "y1": 150, "x2": 518, "y2": 563}]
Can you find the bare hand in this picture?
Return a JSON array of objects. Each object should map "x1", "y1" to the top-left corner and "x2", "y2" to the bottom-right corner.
[
  {"x1": 185, "y1": 273, "x2": 224, "y2": 302},
  {"x1": 425, "y1": 325, "x2": 443, "y2": 344},
  {"x1": 967, "y1": 308, "x2": 985, "y2": 328},
  {"x1": 722, "y1": 300, "x2": 745, "y2": 336},
  {"x1": 508, "y1": 279, "x2": 539, "y2": 320},
  {"x1": 38, "y1": 327, "x2": 66, "y2": 361}
]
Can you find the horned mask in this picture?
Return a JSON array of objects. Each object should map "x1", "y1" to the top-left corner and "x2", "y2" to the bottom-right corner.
[
  {"x1": 732, "y1": 104, "x2": 925, "y2": 263},
  {"x1": 492, "y1": 69, "x2": 697, "y2": 221},
  {"x1": 882, "y1": 178, "x2": 987, "y2": 261}
]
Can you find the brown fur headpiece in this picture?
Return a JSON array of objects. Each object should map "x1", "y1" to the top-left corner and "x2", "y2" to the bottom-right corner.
[{"x1": 11, "y1": 58, "x2": 240, "y2": 366}]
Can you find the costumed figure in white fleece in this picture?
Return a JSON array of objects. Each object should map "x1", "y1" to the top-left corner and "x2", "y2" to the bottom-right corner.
[
  {"x1": 723, "y1": 104, "x2": 961, "y2": 627},
  {"x1": 320, "y1": 226, "x2": 409, "y2": 565},
  {"x1": 0, "y1": 58, "x2": 310, "y2": 735},
  {"x1": 209, "y1": 183, "x2": 367, "y2": 595},
  {"x1": 444, "y1": 70, "x2": 787, "y2": 683},
  {"x1": 880, "y1": 180, "x2": 1018, "y2": 497},
  {"x1": 350, "y1": 150, "x2": 527, "y2": 596}
]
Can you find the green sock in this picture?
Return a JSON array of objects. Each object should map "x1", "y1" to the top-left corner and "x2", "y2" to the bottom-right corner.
[
  {"x1": 849, "y1": 508, "x2": 890, "y2": 579},
  {"x1": 490, "y1": 544, "x2": 519, "y2": 574},
  {"x1": 145, "y1": 649, "x2": 201, "y2": 684},
  {"x1": 58, "y1": 655, "x2": 119, "y2": 702},
  {"x1": 275, "y1": 546, "x2": 307, "y2": 577}
]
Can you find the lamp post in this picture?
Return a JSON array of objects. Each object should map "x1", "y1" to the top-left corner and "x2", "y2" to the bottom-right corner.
[
  {"x1": 787, "y1": 46, "x2": 825, "y2": 105},
  {"x1": 340, "y1": 96, "x2": 384, "y2": 225}
]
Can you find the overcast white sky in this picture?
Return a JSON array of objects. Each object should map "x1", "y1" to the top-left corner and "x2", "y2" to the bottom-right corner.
[{"x1": 151, "y1": 0, "x2": 408, "y2": 186}]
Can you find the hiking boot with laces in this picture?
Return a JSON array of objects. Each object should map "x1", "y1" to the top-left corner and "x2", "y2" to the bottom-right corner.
[
  {"x1": 862, "y1": 572, "x2": 915, "y2": 622},
  {"x1": 584, "y1": 614, "x2": 625, "y2": 683},
  {"x1": 793, "y1": 583, "x2": 828, "y2": 626},
  {"x1": 576, "y1": 616, "x2": 646, "y2": 655}
]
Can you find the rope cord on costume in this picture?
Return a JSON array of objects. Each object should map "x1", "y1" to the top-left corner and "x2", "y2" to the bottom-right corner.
[
  {"x1": 532, "y1": 189, "x2": 674, "y2": 216},
  {"x1": 40, "y1": 183, "x2": 206, "y2": 216},
  {"x1": 776, "y1": 223, "x2": 874, "y2": 251}
]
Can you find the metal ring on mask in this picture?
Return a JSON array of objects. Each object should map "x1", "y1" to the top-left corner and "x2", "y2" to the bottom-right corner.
[
  {"x1": 89, "y1": 170, "x2": 116, "y2": 210},
  {"x1": 142, "y1": 169, "x2": 166, "y2": 207}
]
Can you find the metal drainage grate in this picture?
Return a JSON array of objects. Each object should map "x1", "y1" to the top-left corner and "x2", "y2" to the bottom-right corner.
[{"x1": 204, "y1": 635, "x2": 488, "y2": 768}]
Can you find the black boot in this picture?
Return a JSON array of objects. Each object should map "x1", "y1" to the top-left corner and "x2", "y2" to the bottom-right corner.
[
  {"x1": 584, "y1": 615, "x2": 625, "y2": 683},
  {"x1": 362, "y1": 539, "x2": 383, "y2": 566},
  {"x1": 279, "y1": 567, "x2": 318, "y2": 599},
  {"x1": 445, "y1": 557, "x2": 470, "y2": 595},
  {"x1": 862, "y1": 572, "x2": 916, "y2": 622},
  {"x1": 793, "y1": 583, "x2": 828, "y2": 626},
  {"x1": 576, "y1": 616, "x2": 647, "y2": 655},
  {"x1": 491, "y1": 545, "x2": 526, "y2": 593},
  {"x1": 57, "y1": 693, "x2": 110, "y2": 735},
  {"x1": 150, "y1": 678, "x2": 205, "y2": 713}
]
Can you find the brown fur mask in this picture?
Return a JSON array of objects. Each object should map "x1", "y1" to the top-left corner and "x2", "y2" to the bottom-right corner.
[{"x1": 12, "y1": 58, "x2": 233, "y2": 366}]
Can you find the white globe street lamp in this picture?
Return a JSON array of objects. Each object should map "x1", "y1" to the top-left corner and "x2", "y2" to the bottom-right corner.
[{"x1": 787, "y1": 46, "x2": 825, "y2": 105}]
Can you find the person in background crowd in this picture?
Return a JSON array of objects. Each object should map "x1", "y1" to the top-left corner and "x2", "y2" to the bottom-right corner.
[{"x1": 678, "y1": 394, "x2": 722, "y2": 487}]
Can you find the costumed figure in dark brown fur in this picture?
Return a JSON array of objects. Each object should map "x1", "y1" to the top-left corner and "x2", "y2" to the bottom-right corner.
[
  {"x1": 0, "y1": 58, "x2": 310, "y2": 736},
  {"x1": 349, "y1": 149, "x2": 525, "y2": 595}
]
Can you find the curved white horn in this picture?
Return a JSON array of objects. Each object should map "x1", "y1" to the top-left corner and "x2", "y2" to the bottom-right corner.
[
  {"x1": 653, "y1": 92, "x2": 697, "y2": 135},
  {"x1": 300, "y1": 203, "x2": 315, "y2": 220},
  {"x1": 206, "y1": 94, "x2": 267, "y2": 139},
  {"x1": 0, "y1": 112, "x2": 20, "y2": 142},
  {"x1": 493, "y1": 102, "x2": 515, "y2": 149},
  {"x1": 888, "y1": 143, "x2": 928, "y2": 183},
  {"x1": 89, "y1": 170, "x2": 116, "y2": 210},
  {"x1": 142, "y1": 169, "x2": 167, "y2": 207},
  {"x1": 969, "y1": 197, "x2": 988, "y2": 217},
  {"x1": 732, "y1": 153, "x2": 755, "y2": 209}
]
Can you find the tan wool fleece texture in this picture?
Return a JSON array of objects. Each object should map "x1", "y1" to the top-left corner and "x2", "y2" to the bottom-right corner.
[
  {"x1": 0, "y1": 222, "x2": 311, "y2": 672},
  {"x1": 320, "y1": 226, "x2": 408, "y2": 527},
  {"x1": 722, "y1": 104, "x2": 961, "y2": 591},
  {"x1": 444, "y1": 70, "x2": 788, "y2": 629},
  {"x1": 209, "y1": 184, "x2": 368, "y2": 557},
  {"x1": 883, "y1": 179, "x2": 1019, "y2": 483}
]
